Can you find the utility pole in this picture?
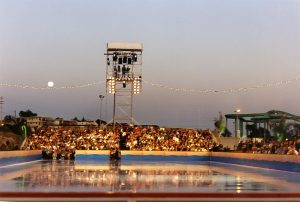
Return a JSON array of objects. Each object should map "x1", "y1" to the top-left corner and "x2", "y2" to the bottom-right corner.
[
  {"x1": 0, "y1": 96, "x2": 4, "y2": 126},
  {"x1": 234, "y1": 109, "x2": 241, "y2": 138},
  {"x1": 99, "y1": 95, "x2": 105, "y2": 128}
]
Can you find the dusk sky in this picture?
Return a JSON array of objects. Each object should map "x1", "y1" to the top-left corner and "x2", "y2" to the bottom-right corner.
[{"x1": 1, "y1": 0, "x2": 300, "y2": 130}]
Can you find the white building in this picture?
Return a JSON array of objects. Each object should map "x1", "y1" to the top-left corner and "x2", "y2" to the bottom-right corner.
[
  {"x1": 25, "y1": 116, "x2": 53, "y2": 128},
  {"x1": 52, "y1": 118, "x2": 64, "y2": 126},
  {"x1": 24, "y1": 116, "x2": 98, "y2": 128},
  {"x1": 76, "y1": 121, "x2": 98, "y2": 126}
]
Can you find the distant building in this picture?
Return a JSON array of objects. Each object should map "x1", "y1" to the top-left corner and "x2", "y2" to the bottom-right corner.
[
  {"x1": 24, "y1": 116, "x2": 53, "y2": 128},
  {"x1": 52, "y1": 118, "x2": 64, "y2": 126},
  {"x1": 62, "y1": 120, "x2": 78, "y2": 126},
  {"x1": 23, "y1": 116, "x2": 99, "y2": 128},
  {"x1": 77, "y1": 121, "x2": 98, "y2": 127}
]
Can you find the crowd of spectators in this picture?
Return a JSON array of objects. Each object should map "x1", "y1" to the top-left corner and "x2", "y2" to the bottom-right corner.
[
  {"x1": 236, "y1": 138, "x2": 300, "y2": 155},
  {"x1": 25, "y1": 127, "x2": 114, "y2": 159},
  {"x1": 24, "y1": 126, "x2": 218, "y2": 158},
  {"x1": 124, "y1": 127, "x2": 216, "y2": 152},
  {"x1": 24, "y1": 126, "x2": 300, "y2": 159}
]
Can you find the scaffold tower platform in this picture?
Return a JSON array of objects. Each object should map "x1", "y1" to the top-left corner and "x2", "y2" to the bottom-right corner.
[{"x1": 105, "y1": 42, "x2": 143, "y2": 128}]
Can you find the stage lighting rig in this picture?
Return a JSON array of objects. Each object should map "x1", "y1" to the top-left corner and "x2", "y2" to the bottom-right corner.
[{"x1": 105, "y1": 42, "x2": 143, "y2": 127}]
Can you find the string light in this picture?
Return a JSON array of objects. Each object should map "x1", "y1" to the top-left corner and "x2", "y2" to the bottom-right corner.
[
  {"x1": 0, "y1": 81, "x2": 105, "y2": 90},
  {"x1": 1, "y1": 76, "x2": 300, "y2": 94},
  {"x1": 143, "y1": 76, "x2": 300, "y2": 94}
]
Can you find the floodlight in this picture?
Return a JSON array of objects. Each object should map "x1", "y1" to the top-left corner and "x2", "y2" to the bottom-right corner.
[
  {"x1": 133, "y1": 54, "x2": 137, "y2": 62},
  {"x1": 113, "y1": 53, "x2": 117, "y2": 61},
  {"x1": 118, "y1": 58, "x2": 122, "y2": 64},
  {"x1": 123, "y1": 56, "x2": 127, "y2": 63}
]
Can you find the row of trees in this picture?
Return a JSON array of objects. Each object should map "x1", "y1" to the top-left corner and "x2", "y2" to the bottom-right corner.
[{"x1": 4, "y1": 110, "x2": 37, "y2": 122}]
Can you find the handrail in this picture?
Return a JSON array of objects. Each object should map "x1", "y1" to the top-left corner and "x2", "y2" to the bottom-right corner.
[{"x1": 1, "y1": 192, "x2": 300, "y2": 202}]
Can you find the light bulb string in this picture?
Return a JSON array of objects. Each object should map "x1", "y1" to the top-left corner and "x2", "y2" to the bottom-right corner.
[
  {"x1": 0, "y1": 76, "x2": 300, "y2": 94},
  {"x1": 0, "y1": 81, "x2": 105, "y2": 90},
  {"x1": 143, "y1": 76, "x2": 300, "y2": 94}
]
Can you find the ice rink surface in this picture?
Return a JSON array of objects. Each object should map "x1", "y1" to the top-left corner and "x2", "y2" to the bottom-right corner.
[{"x1": 1, "y1": 159, "x2": 300, "y2": 193}]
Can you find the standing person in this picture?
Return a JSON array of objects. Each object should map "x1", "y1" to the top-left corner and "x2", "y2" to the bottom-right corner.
[
  {"x1": 122, "y1": 65, "x2": 126, "y2": 78},
  {"x1": 109, "y1": 131, "x2": 121, "y2": 160}
]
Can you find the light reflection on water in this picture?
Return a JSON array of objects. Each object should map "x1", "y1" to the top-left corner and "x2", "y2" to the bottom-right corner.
[{"x1": 0, "y1": 160, "x2": 299, "y2": 192}]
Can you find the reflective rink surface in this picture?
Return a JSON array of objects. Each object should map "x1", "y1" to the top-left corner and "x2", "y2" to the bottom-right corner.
[{"x1": 1, "y1": 160, "x2": 300, "y2": 193}]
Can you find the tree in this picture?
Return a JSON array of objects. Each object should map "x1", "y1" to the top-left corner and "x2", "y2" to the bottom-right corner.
[
  {"x1": 4, "y1": 115, "x2": 15, "y2": 122},
  {"x1": 81, "y1": 117, "x2": 86, "y2": 122},
  {"x1": 269, "y1": 117, "x2": 297, "y2": 141},
  {"x1": 19, "y1": 110, "x2": 37, "y2": 117},
  {"x1": 278, "y1": 121, "x2": 300, "y2": 140},
  {"x1": 72, "y1": 117, "x2": 79, "y2": 121},
  {"x1": 214, "y1": 112, "x2": 232, "y2": 137},
  {"x1": 269, "y1": 118, "x2": 285, "y2": 141},
  {"x1": 2, "y1": 114, "x2": 27, "y2": 139}
]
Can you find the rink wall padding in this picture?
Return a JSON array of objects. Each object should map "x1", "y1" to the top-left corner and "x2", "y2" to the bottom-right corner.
[
  {"x1": 210, "y1": 152, "x2": 300, "y2": 173},
  {"x1": 75, "y1": 150, "x2": 210, "y2": 161},
  {"x1": 1, "y1": 150, "x2": 300, "y2": 172},
  {"x1": 76, "y1": 150, "x2": 300, "y2": 172},
  {"x1": 0, "y1": 150, "x2": 41, "y2": 166}
]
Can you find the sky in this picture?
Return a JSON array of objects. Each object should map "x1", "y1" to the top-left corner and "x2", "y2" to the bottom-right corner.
[{"x1": 0, "y1": 0, "x2": 300, "y2": 130}]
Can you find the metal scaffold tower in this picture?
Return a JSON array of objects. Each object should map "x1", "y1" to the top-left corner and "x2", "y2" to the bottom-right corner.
[
  {"x1": 0, "y1": 96, "x2": 3, "y2": 126},
  {"x1": 105, "y1": 42, "x2": 143, "y2": 128}
]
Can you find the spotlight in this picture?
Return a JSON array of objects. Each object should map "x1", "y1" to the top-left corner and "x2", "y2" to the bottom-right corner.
[
  {"x1": 118, "y1": 57, "x2": 122, "y2": 64},
  {"x1": 113, "y1": 53, "x2": 117, "y2": 61},
  {"x1": 133, "y1": 54, "x2": 137, "y2": 62},
  {"x1": 123, "y1": 56, "x2": 127, "y2": 63},
  {"x1": 128, "y1": 57, "x2": 132, "y2": 64}
]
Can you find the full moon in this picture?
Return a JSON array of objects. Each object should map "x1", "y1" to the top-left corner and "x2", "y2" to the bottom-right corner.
[{"x1": 47, "y1": 81, "x2": 54, "y2": 88}]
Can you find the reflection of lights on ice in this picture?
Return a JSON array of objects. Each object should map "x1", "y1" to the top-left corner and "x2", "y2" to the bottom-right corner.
[
  {"x1": 172, "y1": 175, "x2": 179, "y2": 183},
  {"x1": 47, "y1": 81, "x2": 54, "y2": 87}
]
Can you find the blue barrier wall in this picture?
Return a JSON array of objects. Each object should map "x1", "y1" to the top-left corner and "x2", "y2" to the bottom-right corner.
[
  {"x1": 211, "y1": 156, "x2": 300, "y2": 173},
  {"x1": 76, "y1": 150, "x2": 300, "y2": 173},
  {"x1": 76, "y1": 154, "x2": 210, "y2": 162},
  {"x1": 0, "y1": 150, "x2": 41, "y2": 167},
  {"x1": 1, "y1": 150, "x2": 300, "y2": 173}
]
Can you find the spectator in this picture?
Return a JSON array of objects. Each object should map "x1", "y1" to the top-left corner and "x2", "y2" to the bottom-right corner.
[{"x1": 24, "y1": 125, "x2": 299, "y2": 157}]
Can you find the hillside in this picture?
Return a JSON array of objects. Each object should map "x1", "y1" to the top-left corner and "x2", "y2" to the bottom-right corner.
[{"x1": 0, "y1": 126, "x2": 21, "y2": 150}]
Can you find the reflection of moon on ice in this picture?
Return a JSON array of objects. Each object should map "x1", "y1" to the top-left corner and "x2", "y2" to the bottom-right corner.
[{"x1": 47, "y1": 81, "x2": 54, "y2": 88}]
